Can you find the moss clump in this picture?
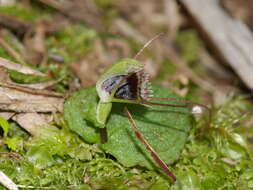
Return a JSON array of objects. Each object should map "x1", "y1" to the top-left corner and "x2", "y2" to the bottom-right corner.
[
  {"x1": 176, "y1": 30, "x2": 203, "y2": 64},
  {"x1": 0, "y1": 4, "x2": 50, "y2": 22},
  {"x1": 46, "y1": 24, "x2": 97, "y2": 64}
]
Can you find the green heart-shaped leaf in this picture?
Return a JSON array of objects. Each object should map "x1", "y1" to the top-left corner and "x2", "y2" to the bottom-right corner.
[
  {"x1": 64, "y1": 87, "x2": 100, "y2": 143},
  {"x1": 64, "y1": 85, "x2": 192, "y2": 168}
]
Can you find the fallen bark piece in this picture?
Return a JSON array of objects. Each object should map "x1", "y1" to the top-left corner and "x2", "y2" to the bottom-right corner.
[
  {"x1": 180, "y1": 0, "x2": 253, "y2": 90},
  {"x1": 14, "y1": 79, "x2": 62, "y2": 90},
  {"x1": 0, "y1": 86, "x2": 64, "y2": 113},
  {"x1": 0, "y1": 66, "x2": 64, "y2": 113},
  {"x1": 12, "y1": 113, "x2": 53, "y2": 136},
  {"x1": 0, "y1": 112, "x2": 15, "y2": 120},
  {"x1": 0, "y1": 57, "x2": 45, "y2": 76},
  {"x1": 221, "y1": 0, "x2": 253, "y2": 30}
]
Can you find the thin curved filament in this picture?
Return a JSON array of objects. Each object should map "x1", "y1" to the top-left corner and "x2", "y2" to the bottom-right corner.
[{"x1": 124, "y1": 107, "x2": 177, "y2": 182}]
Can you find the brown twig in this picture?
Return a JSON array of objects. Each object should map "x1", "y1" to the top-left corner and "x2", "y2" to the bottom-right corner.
[
  {"x1": 0, "y1": 13, "x2": 32, "y2": 36},
  {"x1": 0, "y1": 82, "x2": 64, "y2": 98},
  {"x1": 13, "y1": 77, "x2": 64, "y2": 90},
  {"x1": 0, "y1": 38, "x2": 25, "y2": 64},
  {"x1": 0, "y1": 152, "x2": 22, "y2": 159}
]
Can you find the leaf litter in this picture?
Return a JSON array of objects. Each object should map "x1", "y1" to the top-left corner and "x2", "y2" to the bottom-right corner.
[{"x1": 0, "y1": 1, "x2": 253, "y2": 190}]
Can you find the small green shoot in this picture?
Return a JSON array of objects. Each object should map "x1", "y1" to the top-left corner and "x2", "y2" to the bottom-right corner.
[{"x1": 0, "y1": 116, "x2": 9, "y2": 137}]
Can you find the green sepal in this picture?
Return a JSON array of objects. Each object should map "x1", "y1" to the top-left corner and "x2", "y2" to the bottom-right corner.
[
  {"x1": 96, "y1": 101, "x2": 112, "y2": 128},
  {"x1": 96, "y1": 58, "x2": 143, "y2": 102}
]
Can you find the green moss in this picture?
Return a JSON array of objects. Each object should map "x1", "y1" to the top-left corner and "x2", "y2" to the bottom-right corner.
[
  {"x1": 176, "y1": 30, "x2": 202, "y2": 64},
  {"x1": 7, "y1": 69, "x2": 50, "y2": 84},
  {"x1": 0, "y1": 119, "x2": 170, "y2": 189},
  {"x1": 171, "y1": 98, "x2": 253, "y2": 189},
  {"x1": 1, "y1": 97, "x2": 253, "y2": 189},
  {"x1": 7, "y1": 65, "x2": 73, "y2": 92},
  {"x1": 0, "y1": 47, "x2": 13, "y2": 61},
  {"x1": 95, "y1": 0, "x2": 117, "y2": 8},
  {"x1": 156, "y1": 59, "x2": 176, "y2": 81},
  {"x1": 46, "y1": 24, "x2": 97, "y2": 64},
  {"x1": 0, "y1": 4, "x2": 47, "y2": 22}
]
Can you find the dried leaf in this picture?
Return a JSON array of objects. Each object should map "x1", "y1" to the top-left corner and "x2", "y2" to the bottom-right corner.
[
  {"x1": 12, "y1": 113, "x2": 53, "y2": 136},
  {"x1": 0, "y1": 66, "x2": 64, "y2": 113},
  {"x1": 221, "y1": 0, "x2": 253, "y2": 29},
  {"x1": 0, "y1": 57, "x2": 45, "y2": 76},
  {"x1": 0, "y1": 86, "x2": 64, "y2": 112},
  {"x1": 23, "y1": 22, "x2": 46, "y2": 65},
  {"x1": 0, "y1": 112, "x2": 15, "y2": 120}
]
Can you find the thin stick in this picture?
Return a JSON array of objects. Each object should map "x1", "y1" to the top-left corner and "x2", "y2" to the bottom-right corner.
[
  {"x1": 0, "y1": 82, "x2": 64, "y2": 98},
  {"x1": 134, "y1": 33, "x2": 165, "y2": 60},
  {"x1": 0, "y1": 38, "x2": 25, "y2": 64},
  {"x1": 0, "y1": 152, "x2": 21, "y2": 159},
  {"x1": 124, "y1": 107, "x2": 176, "y2": 182},
  {"x1": 0, "y1": 13, "x2": 31, "y2": 36},
  {"x1": 0, "y1": 57, "x2": 45, "y2": 76}
]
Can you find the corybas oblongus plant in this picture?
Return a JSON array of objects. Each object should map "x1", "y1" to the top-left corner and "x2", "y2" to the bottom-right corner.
[{"x1": 95, "y1": 33, "x2": 210, "y2": 182}]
